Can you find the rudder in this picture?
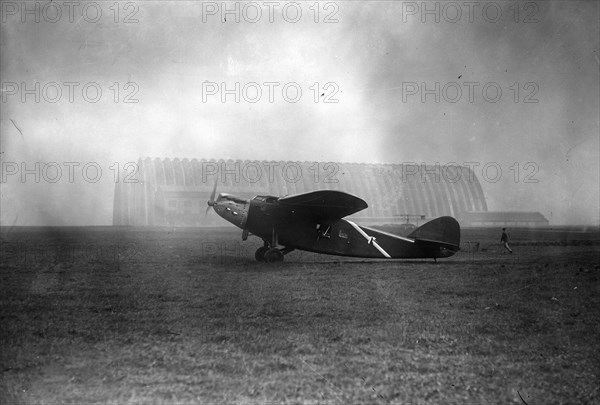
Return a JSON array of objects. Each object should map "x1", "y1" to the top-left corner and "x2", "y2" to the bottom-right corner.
[{"x1": 407, "y1": 216, "x2": 461, "y2": 248}]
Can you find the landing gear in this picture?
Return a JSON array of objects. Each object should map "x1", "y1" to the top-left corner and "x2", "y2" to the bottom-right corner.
[
  {"x1": 255, "y1": 246, "x2": 269, "y2": 262},
  {"x1": 254, "y1": 228, "x2": 294, "y2": 263},
  {"x1": 264, "y1": 248, "x2": 284, "y2": 262},
  {"x1": 254, "y1": 240, "x2": 293, "y2": 263},
  {"x1": 255, "y1": 246, "x2": 287, "y2": 262}
]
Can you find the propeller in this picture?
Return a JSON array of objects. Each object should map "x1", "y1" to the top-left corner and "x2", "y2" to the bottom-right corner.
[{"x1": 205, "y1": 178, "x2": 218, "y2": 217}]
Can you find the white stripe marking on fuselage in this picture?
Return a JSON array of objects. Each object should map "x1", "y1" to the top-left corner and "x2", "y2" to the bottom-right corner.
[
  {"x1": 346, "y1": 220, "x2": 391, "y2": 258},
  {"x1": 361, "y1": 225, "x2": 415, "y2": 243}
]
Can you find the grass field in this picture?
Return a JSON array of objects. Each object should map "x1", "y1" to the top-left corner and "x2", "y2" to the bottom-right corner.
[{"x1": 1, "y1": 226, "x2": 599, "y2": 404}]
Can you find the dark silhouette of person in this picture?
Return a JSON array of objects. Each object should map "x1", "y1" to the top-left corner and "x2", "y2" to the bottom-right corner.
[{"x1": 500, "y1": 228, "x2": 513, "y2": 253}]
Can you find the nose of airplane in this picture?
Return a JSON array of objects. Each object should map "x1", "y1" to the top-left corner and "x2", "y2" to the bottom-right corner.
[{"x1": 213, "y1": 199, "x2": 247, "y2": 229}]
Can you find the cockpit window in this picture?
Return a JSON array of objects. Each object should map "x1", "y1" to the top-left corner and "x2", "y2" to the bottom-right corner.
[
  {"x1": 253, "y1": 195, "x2": 278, "y2": 203},
  {"x1": 218, "y1": 194, "x2": 247, "y2": 204}
]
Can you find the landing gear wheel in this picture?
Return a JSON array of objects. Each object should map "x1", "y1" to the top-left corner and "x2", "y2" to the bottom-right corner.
[
  {"x1": 264, "y1": 248, "x2": 284, "y2": 263},
  {"x1": 255, "y1": 246, "x2": 269, "y2": 262}
]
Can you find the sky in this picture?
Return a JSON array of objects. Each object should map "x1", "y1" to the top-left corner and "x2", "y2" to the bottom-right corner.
[{"x1": 1, "y1": 0, "x2": 599, "y2": 226}]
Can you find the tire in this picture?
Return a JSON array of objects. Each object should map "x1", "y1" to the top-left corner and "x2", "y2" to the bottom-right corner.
[
  {"x1": 264, "y1": 248, "x2": 284, "y2": 263},
  {"x1": 255, "y1": 246, "x2": 269, "y2": 262}
]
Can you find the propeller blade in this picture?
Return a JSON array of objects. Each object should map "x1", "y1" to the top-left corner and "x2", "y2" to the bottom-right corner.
[
  {"x1": 206, "y1": 178, "x2": 219, "y2": 217},
  {"x1": 208, "y1": 178, "x2": 218, "y2": 205}
]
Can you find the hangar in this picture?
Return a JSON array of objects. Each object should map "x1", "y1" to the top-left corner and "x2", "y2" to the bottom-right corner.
[
  {"x1": 457, "y1": 211, "x2": 549, "y2": 227},
  {"x1": 113, "y1": 158, "x2": 488, "y2": 227}
]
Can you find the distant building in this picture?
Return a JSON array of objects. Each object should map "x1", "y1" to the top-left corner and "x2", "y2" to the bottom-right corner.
[
  {"x1": 113, "y1": 158, "x2": 488, "y2": 227},
  {"x1": 155, "y1": 186, "x2": 206, "y2": 227},
  {"x1": 458, "y1": 211, "x2": 549, "y2": 227}
]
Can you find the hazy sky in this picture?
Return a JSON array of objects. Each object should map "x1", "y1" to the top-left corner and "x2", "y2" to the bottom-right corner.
[{"x1": 1, "y1": 0, "x2": 598, "y2": 225}]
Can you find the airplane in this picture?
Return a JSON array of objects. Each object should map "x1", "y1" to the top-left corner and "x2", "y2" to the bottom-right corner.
[{"x1": 206, "y1": 183, "x2": 460, "y2": 262}]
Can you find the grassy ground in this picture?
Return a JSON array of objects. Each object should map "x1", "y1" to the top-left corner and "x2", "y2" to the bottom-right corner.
[{"x1": 1, "y1": 226, "x2": 599, "y2": 404}]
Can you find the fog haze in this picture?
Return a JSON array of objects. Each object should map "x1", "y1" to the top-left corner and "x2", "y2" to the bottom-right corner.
[{"x1": 1, "y1": 1, "x2": 598, "y2": 225}]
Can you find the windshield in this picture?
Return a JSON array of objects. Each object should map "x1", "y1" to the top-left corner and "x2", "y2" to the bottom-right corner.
[
  {"x1": 253, "y1": 195, "x2": 278, "y2": 203},
  {"x1": 217, "y1": 194, "x2": 248, "y2": 204}
]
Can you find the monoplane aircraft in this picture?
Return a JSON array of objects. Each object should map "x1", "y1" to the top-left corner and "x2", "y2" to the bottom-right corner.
[{"x1": 206, "y1": 184, "x2": 460, "y2": 262}]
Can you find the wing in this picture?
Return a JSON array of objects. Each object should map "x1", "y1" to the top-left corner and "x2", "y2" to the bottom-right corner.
[{"x1": 278, "y1": 190, "x2": 368, "y2": 221}]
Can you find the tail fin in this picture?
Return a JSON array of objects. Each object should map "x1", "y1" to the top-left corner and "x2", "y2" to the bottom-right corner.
[{"x1": 408, "y1": 216, "x2": 461, "y2": 248}]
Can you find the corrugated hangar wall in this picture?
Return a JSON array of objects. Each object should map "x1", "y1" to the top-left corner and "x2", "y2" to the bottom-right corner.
[{"x1": 113, "y1": 158, "x2": 488, "y2": 226}]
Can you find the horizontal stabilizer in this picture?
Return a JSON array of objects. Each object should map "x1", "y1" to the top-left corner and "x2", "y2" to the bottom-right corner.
[{"x1": 408, "y1": 216, "x2": 461, "y2": 248}]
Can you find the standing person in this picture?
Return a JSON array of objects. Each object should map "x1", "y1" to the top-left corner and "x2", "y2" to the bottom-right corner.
[{"x1": 500, "y1": 228, "x2": 513, "y2": 253}]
